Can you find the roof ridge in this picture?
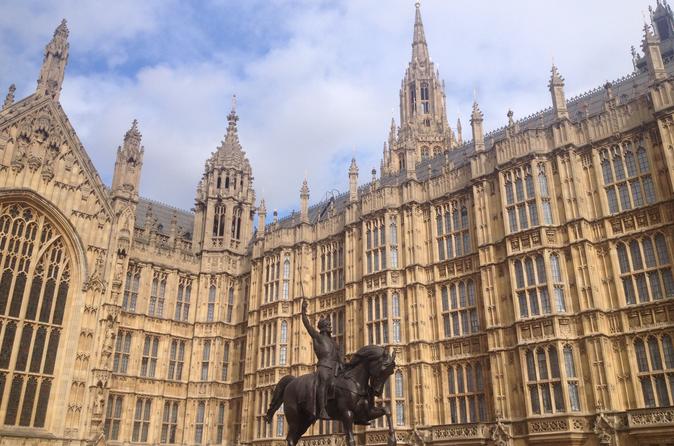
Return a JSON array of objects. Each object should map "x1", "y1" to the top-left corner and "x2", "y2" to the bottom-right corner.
[{"x1": 139, "y1": 195, "x2": 193, "y2": 216}]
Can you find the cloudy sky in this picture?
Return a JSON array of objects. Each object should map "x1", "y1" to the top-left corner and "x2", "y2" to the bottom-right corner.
[{"x1": 0, "y1": 0, "x2": 656, "y2": 214}]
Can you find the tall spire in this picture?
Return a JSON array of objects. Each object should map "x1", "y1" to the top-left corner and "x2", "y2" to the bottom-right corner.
[
  {"x1": 642, "y1": 23, "x2": 667, "y2": 81},
  {"x1": 300, "y1": 178, "x2": 310, "y2": 223},
  {"x1": 36, "y1": 19, "x2": 69, "y2": 101},
  {"x1": 225, "y1": 94, "x2": 240, "y2": 146},
  {"x1": 111, "y1": 119, "x2": 144, "y2": 201},
  {"x1": 471, "y1": 102, "x2": 485, "y2": 152},
  {"x1": 549, "y1": 64, "x2": 569, "y2": 119},
  {"x1": 412, "y1": 2, "x2": 430, "y2": 64}
]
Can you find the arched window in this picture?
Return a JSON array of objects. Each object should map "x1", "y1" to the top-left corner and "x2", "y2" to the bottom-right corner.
[
  {"x1": 0, "y1": 202, "x2": 72, "y2": 428},
  {"x1": 366, "y1": 294, "x2": 388, "y2": 345},
  {"x1": 409, "y1": 84, "x2": 416, "y2": 115},
  {"x1": 122, "y1": 264, "x2": 140, "y2": 312},
  {"x1": 435, "y1": 201, "x2": 471, "y2": 261},
  {"x1": 226, "y1": 287, "x2": 234, "y2": 323},
  {"x1": 280, "y1": 320, "x2": 288, "y2": 343},
  {"x1": 420, "y1": 146, "x2": 429, "y2": 160},
  {"x1": 420, "y1": 82, "x2": 430, "y2": 114},
  {"x1": 392, "y1": 292, "x2": 401, "y2": 343},
  {"x1": 504, "y1": 173, "x2": 514, "y2": 205},
  {"x1": 601, "y1": 139, "x2": 655, "y2": 214},
  {"x1": 550, "y1": 254, "x2": 566, "y2": 312},
  {"x1": 395, "y1": 371, "x2": 405, "y2": 425},
  {"x1": 441, "y1": 279, "x2": 478, "y2": 337},
  {"x1": 617, "y1": 234, "x2": 674, "y2": 305},
  {"x1": 283, "y1": 257, "x2": 290, "y2": 299},
  {"x1": 195, "y1": 401, "x2": 205, "y2": 443},
  {"x1": 447, "y1": 362, "x2": 486, "y2": 423},
  {"x1": 514, "y1": 255, "x2": 554, "y2": 318},
  {"x1": 221, "y1": 343, "x2": 230, "y2": 381},
  {"x1": 634, "y1": 335, "x2": 674, "y2": 407},
  {"x1": 149, "y1": 272, "x2": 166, "y2": 318},
  {"x1": 231, "y1": 207, "x2": 242, "y2": 240},
  {"x1": 175, "y1": 278, "x2": 191, "y2": 322},
  {"x1": 538, "y1": 165, "x2": 553, "y2": 224},
  {"x1": 207, "y1": 284, "x2": 216, "y2": 321},
  {"x1": 213, "y1": 205, "x2": 226, "y2": 239},
  {"x1": 563, "y1": 346, "x2": 580, "y2": 411},
  {"x1": 525, "y1": 346, "x2": 565, "y2": 414},
  {"x1": 504, "y1": 165, "x2": 539, "y2": 233},
  {"x1": 113, "y1": 331, "x2": 132, "y2": 374}
]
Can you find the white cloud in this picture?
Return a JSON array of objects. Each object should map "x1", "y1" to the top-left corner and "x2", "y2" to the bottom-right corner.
[{"x1": 0, "y1": 0, "x2": 655, "y2": 214}]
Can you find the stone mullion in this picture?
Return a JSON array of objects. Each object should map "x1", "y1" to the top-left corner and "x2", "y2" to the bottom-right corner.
[{"x1": 657, "y1": 116, "x2": 674, "y2": 192}]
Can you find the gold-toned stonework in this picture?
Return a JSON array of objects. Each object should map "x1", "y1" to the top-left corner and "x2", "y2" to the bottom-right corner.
[{"x1": 1, "y1": 2, "x2": 674, "y2": 446}]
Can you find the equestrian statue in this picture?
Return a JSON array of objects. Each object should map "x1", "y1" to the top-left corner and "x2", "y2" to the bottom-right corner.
[{"x1": 264, "y1": 298, "x2": 397, "y2": 446}]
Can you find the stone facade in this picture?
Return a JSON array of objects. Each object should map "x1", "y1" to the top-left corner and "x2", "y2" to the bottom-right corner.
[{"x1": 1, "y1": 2, "x2": 674, "y2": 446}]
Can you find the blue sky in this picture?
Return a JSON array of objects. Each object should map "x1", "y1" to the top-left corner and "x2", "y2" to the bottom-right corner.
[{"x1": 0, "y1": 0, "x2": 656, "y2": 214}]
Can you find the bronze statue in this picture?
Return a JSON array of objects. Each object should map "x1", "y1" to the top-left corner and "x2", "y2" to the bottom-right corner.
[
  {"x1": 265, "y1": 298, "x2": 397, "y2": 446},
  {"x1": 300, "y1": 298, "x2": 343, "y2": 419}
]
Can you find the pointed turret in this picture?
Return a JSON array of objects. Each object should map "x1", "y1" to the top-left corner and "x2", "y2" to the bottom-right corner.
[
  {"x1": 651, "y1": 0, "x2": 674, "y2": 41},
  {"x1": 412, "y1": 2, "x2": 430, "y2": 65},
  {"x1": 36, "y1": 19, "x2": 69, "y2": 101},
  {"x1": 456, "y1": 116, "x2": 463, "y2": 145},
  {"x1": 471, "y1": 102, "x2": 485, "y2": 152},
  {"x1": 549, "y1": 64, "x2": 569, "y2": 119},
  {"x1": 642, "y1": 23, "x2": 667, "y2": 81},
  {"x1": 3, "y1": 84, "x2": 15, "y2": 110},
  {"x1": 349, "y1": 158, "x2": 359, "y2": 202},
  {"x1": 193, "y1": 95, "x2": 256, "y2": 254},
  {"x1": 300, "y1": 179, "x2": 310, "y2": 223},
  {"x1": 111, "y1": 120, "x2": 144, "y2": 202},
  {"x1": 258, "y1": 199, "x2": 267, "y2": 235}
]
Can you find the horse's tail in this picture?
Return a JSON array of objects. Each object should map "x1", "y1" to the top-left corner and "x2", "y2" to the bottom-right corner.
[{"x1": 264, "y1": 375, "x2": 295, "y2": 423}]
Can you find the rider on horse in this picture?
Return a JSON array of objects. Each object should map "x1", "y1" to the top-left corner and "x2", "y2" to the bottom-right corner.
[{"x1": 301, "y1": 298, "x2": 344, "y2": 420}]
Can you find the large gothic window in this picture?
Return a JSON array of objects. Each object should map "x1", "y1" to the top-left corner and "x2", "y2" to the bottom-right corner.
[
  {"x1": 0, "y1": 202, "x2": 72, "y2": 428},
  {"x1": 441, "y1": 278, "x2": 479, "y2": 338},
  {"x1": 616, "y1": 233, "x2": 674, "y2": 304},
  {"x1": 435, "y1": 200, "x2": 471, "y2": 262},
  {"x1": 600, "y1": 139, "x2": 655, "y2": 215}
]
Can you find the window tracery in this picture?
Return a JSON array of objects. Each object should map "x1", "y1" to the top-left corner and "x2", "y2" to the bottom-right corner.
[{"x1": 0, "y1": 202, "x2": 72, "y2": 428}]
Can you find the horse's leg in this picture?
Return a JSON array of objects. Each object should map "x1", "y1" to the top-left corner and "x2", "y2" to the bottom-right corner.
[
  {"x1": 363, "y1": 404, "x2": 396, "y2": 446},
  {"x1": 287, "y1": 417, "x2": 312, "y2": 446},
  {"x1": 340, "y1": 410, "x2": 356, "y2": 446},
  {"x1": 382, "y1": 404, "x2": 396, "y2": 446}
]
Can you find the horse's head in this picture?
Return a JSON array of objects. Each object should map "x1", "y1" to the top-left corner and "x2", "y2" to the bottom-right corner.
[{"x1": 368, "y1": 349, "x2": 396, "y2": 397}]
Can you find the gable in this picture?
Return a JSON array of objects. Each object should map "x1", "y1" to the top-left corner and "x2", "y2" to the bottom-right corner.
[{"x1": 0, "y1": 94, "x2": 114, "y2": 222}]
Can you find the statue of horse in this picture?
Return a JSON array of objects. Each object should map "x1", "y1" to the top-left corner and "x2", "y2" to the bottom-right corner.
[{"x1": 265, "y1": 345, "x2": 397, "y2": 446}]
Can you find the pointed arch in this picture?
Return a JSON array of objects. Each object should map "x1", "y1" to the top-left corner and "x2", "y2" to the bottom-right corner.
[{"x1": 0, "y1": 192, "x2": 86, "y2": 430}]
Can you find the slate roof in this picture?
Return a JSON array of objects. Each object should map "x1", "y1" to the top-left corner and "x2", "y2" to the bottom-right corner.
[{"x1": 135, "y1": 197, "x2": 194, "y2": 239}]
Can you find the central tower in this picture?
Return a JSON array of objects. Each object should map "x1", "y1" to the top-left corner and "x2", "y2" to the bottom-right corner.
[
  {"x1": 382, "y1": 2, "x2": 455, "y2": 175},
  {"x1": 193, "y1": 99, "x2": 255, "y2": 257}
]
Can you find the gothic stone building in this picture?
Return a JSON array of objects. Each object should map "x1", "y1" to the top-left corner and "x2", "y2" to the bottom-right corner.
[{"x1": 1, "y1": 2, "x2": 674, "y2": 446}]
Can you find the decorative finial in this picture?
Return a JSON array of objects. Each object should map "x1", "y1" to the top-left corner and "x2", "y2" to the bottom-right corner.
[
  {"x1": 123, "y1": 119, "x2": 142, "y2": 151},
  {"x1": 415, "y1": 1, "x2": 420, "y2": 8},
  {"x1": 3, "y1": 84, "x2": 16, "y2": 110},
  {"x1": 231, "y1": 94, "x2": 237, "y2": 112}
]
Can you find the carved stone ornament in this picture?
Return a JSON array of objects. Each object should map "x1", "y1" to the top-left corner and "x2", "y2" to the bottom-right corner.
[
  {"x1": 490, "y1": 419, "x2": 510, "y2": 446},
  {"x1": 594, "y1": 412, "x2": 616, "y2": 445}
]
